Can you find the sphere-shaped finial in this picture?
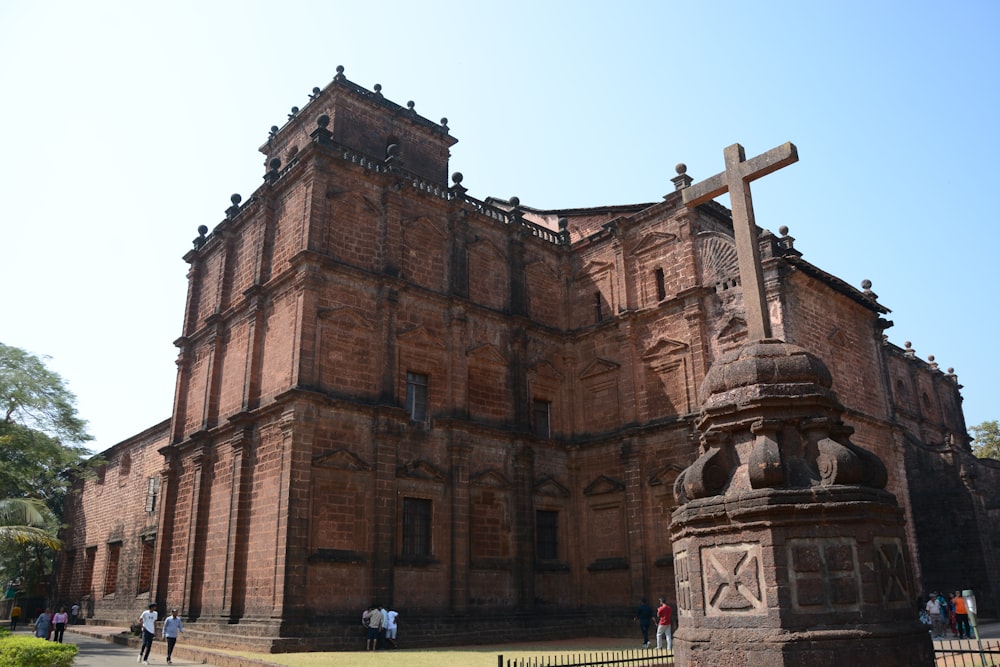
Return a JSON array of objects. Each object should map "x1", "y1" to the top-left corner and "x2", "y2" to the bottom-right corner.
[
  {"x1": 407, "y1": 101, "x2": 415, "y2": 111},
  {"x1": 374, "y1": 83, "x2": 382, "y2": 93},
  {"x1": 675, "y1": 163, "x2": 687, "y2": 175},
  {"x1": 928, "y1": 355, "x2": 935, "y2": 362},
  {"x1": 269, "y1": 157, "x2": 281, "y2": 171},
  {"x1": 230, "y1": 193, "x2": 242, "y2": 206},
  {"x1": 510, "y1": 196, "x2": 520, "y2": 207},
  {"x1": 290, "y1": 106, "x2": 299, "y2": 114},
  {"x1": 904, "y1": 341, "x2": 912, "y2": 349},
  {"x1": 558, "y1": 217, "x2": 568, "y2": 230},
  {"x1": 197, "y1": 225, "x2": 208, "y2": 236},
  {"x1": 316, "y1": 114, "x2": 330, "y2": 129},
  {"x1": 312, "y1": 86, "x2": 321, "y2": 95},
  {"x1": 336, "y1": 65, "x2": 345, "y2": 74},
  {"x1": 386, "y1": 144, "x2": 399, "y2": 158},
  {"x1": 948, "y1": 367, "x2": 954, "y2": 374},
  {"x1": 779, "y1": 225, "x2": 789, "y2": 236},
  {"x1": 270, "y1": 125, "x2": 279, "y2": 134},
  {"x1": 862, "y1": 279, "x2": 873, "y2": 290},
  {"x1": 452, "y1": 172, "x2": 463, "y2": 185}
]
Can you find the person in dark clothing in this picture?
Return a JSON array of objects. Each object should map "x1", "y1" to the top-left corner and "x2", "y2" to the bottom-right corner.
[{"x1": 633, "y1": 598, "x2": 655, "y2": 648}]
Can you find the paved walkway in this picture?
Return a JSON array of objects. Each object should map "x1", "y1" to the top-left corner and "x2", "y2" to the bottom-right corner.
[{"x1": 4, "y1": 619, "x2": 1000, "y2": 665}]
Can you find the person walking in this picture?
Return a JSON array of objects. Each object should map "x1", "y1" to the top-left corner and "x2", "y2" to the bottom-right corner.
[
  {"x1": 33, "y1": 608, "x2": 51, "y2": 639},
  {"x1": 633, "y1": 598, "x2": 654, "y2": 648},
  {"x1": 70, "y1": 602, "x2": 80, "y2": 625},
  {"x1": 655, "y1": 597, "x2": 673, "y2": 651},
  {"x1": 162, "y1": 608, "x2": 183, "y2": 664},
  {"x1": 138, "y1": 602, "x2": 158, "y2": 664},
  {"x1": 9, "y1": 602, "x2": 21, "y2": 631},
  {"x1": 52, "y1": 607, "x2": 69, "y2": 642}
]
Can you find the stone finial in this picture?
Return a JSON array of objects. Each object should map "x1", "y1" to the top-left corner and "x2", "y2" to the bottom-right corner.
[
  {"x1": 558, "y1": 217, "x2": 570, "y2": 244},
  {"x1": 374, "y1": 83, "x2": 383, "y2": 97},
  {"x1": 309, "y1": 86, "x2": 321, "y2": 100},
  {"x1": 670, "y1": 162, "x2": 693, "y2": 192},
  {"x1": 288, "y1": 106, "x2": 299, "y2": 120},
  {"x1": 193, "y1": 225, "x2": 209, "y2": 249},
  {"x1": 407, "y1": 100, "x2": 416, "y2": 113},
  {"x1": 450, "y1": 172, "x2": 467, "y2": 197},
  {"x1": 928, "y1": 355, "x2": 938, "y2": 370},
  {"x1": 269, "y1": 125, "x2": 279, "y2": 138},
  {"x1": 776, "y1": 225, "x2": 799, "y2": 256},
  {"x1": 904, "y1": 341, "x2": 915, "y2": 358},
  {"x1": 861, "y1": 279, "x2": 878, "y2": 301},
  {"x1": 312, "y1": 114, "x2": 332, "y2": 142},
  {"x1": 440, "y1": 117, "x2": 449, "y2": 132},
  {"x1": 226, "y1": 194, "x2": 242, "y2": 220},
  {"x1": 334, "y1": 65, "x2": 345, "y2": 81},
  {"x1": 946, "y1": 367, "x2": 958, "y2": 383},
  {"x1": 266, "y1": 157, "x2": 281, "y2": 183}
]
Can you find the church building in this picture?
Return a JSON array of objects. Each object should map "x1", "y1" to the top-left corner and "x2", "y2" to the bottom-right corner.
[{"x1": 56, "y1": 67, "x2": 1000, "y2": 652}]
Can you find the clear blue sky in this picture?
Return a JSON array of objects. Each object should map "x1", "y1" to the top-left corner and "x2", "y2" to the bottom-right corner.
[{"x1": 1, "y1": 0, "x2": 997, "y2": 450}]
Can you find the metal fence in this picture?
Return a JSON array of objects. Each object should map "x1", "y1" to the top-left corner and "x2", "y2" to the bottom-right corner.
[
  {"x1": 498, "y1": 649, "x2": 673, "y2": 667},
  {"x1": 935, "y1": 638, "x2": 1000, "y2": 666}
]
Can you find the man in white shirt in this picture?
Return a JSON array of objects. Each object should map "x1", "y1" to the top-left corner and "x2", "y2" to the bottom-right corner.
[
  {"x1": 385, "y1": 608, "x2": 399, "y2": 648},
  {"x1": 138, "y1": 602, "x2": 157, "y2": 664}
]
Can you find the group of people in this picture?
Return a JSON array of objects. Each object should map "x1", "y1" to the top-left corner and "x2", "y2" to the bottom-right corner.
[
  {"x1": 137, "y1": 602, "x2": 184, "y2": 664},
  {"x1": 922, "y1": 590, "x2": 972, "y2": 640},
  {"x1": 633, "y1": 597, "x2": 674, "y2": 651},
  {"x1": 362, "y1": 604, "x2": 399, "y2": 650}
]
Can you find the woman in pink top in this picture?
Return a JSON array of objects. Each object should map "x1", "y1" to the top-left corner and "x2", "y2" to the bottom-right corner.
[{"x1": 52, "y1": 607, "x2": 69, "y2": 643}]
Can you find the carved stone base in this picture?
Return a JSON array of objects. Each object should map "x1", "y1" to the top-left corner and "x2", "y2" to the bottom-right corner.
[{"x1": 670, "y1": 486, "x2": 933, "y2": 666}]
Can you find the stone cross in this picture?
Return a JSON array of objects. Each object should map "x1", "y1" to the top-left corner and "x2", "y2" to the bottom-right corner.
[{"x1": 683, "y1": 142, "x2": 798, "y2": 341}]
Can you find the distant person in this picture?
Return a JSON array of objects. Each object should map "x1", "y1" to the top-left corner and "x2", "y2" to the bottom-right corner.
[
  {"x1": 926, "y1": 593, "x2": 945, "y2": 638},
  {"x1": 366, "y1": 603, "x2": 382, "y2": 650},
  {"x1": 138, "y1": 602, "x2": 158, "y2": 664},
  {"x1": 633, "y1": 597, "x2": 654, "y2": 649},
  {"x1": 954, "y1": 591, "x2": 971, "y2": 639},
  {"x1": 33, "y1": 608, "x2": 51, "y2": 639},
  {"x1": 162, "y1": 608, "x2": 184, "y2": 664},
  {"x1": 655, "y1": 597, "x2": 673, "y2": 651},
  {"x1": 385, "y1": 608, "x2": 399, "y2": 648},
  {"x1": 70, "y1": 602, "x2": 80, "y2": 625},
  {"x1": 52, "y1": 607, "x2": 69, "y2": 642},
  {"x1": 9, "y1": 602, "x2": 21, "y2": 631}
]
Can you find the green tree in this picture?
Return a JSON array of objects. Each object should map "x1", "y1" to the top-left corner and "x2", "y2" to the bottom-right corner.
[
  {"x1": 970, "y1": 420, "x2": 1000, "y2": 461},
  {"x1": 0, "y1": 342, "x2": 93, "y2": 596}
]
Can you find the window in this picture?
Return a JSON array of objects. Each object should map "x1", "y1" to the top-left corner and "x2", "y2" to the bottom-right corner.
[
  {"x1": 137, "y1": 536, "x2": 155, "y2": 594},
  {"x1": 103, "y1": 542, "x2": 122, "y2": 596},
  {"x1": 536, "y1": 510, "x2": 559, "y2": 560},
  {"x1": 406, "y1": 372, "x2": 428, "y2": 422},
  {"x1": 533, "y1": 399, "x2": 551, "y2": 438},
  {"x1": 654, "y1": 268, "x2": 666, "y2": 301},
  {"x1": 402, "y1": 497, "x2": 432, "y2": 558},
  {"x1": 594, "y1": 292, "x2": 604, "y2": 322},
  {"x1": 145, "y1": 476, "x2": 160, "y2": 514}
]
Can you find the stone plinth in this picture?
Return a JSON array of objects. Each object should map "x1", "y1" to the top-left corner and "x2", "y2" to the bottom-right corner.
[
  {"x1": 671, "y1": 486, "x2": 933, "y2": 666},
  {"x1": 671, "y1": 339, "x2": 934, "y2": 666}
]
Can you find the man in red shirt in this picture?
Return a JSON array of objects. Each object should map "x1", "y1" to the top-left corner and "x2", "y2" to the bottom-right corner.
[{"x1": 655, "y1": 597, "x2": 673, "y2": 651}]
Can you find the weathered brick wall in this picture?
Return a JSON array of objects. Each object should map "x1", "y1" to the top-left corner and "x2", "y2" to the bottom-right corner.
[{"x1": 58, "y1": 420, "x2": 170, "y2": 621}]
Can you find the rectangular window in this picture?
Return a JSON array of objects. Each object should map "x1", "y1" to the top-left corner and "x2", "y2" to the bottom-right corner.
[
  {"x1": 137, "y1": 536, "x2": 155, "y2": 594},
  {"x1": 536, "y1": 510, "x2": 559, "y2": 560},
  {"x1": 103, "y1": 542, "x2": 122, "y2": 596},
  {"x1": 82, "y1": 546, "x2": 97, "y2": 595},
  {"x1": 533, "y1": 399, "x2": 551, "y2": 438},
  {"x1": 145, "y1": 476, "x2": 160, "y2": 514},
  {"x1": 402, "y1": 497, "x2": 432, "y2": 558},
  {"x1": 594, "y1": 292, "x2": 604, "y2": 322},
  {"x1": 655, "y1": 268, "x2": 666, "y2": 301},
  {"x1": 406, "y1": 372, "x2": 429, "y2": 422}
]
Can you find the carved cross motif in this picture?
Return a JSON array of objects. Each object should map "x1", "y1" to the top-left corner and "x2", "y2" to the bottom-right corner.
[{"x1": 683, "y1": 143, "x2": 798, "y2": 341}]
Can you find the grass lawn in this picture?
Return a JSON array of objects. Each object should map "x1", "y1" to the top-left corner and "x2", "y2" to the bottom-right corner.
[{"x1": 220, "y1": 638, "x2": 669, "y2": 667}]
